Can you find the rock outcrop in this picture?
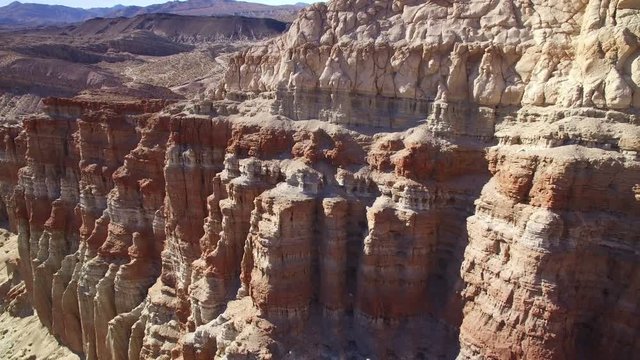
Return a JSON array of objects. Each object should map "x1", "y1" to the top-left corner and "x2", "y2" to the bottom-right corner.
[
  {"x1": 225, "y1": 0, "x2": 640, "y2": 111},
  {"x1": 460, "y1": 145, "x2": 640, "y2": 359},
  {"x1": 0, "y1": 0, "x2": 639, "y2": 359}
]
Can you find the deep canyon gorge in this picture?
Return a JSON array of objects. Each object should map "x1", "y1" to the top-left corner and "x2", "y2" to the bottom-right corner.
[{"x1": 0, "y1": 0, "x2": 639, "y2": 359}]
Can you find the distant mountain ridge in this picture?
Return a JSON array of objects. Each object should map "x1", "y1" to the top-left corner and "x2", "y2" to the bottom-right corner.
[
  {"x1": 0, "y1": 0, "x2": 307, "y2": 26},
  {"x1": 0, "y1": 12, "x2": 290, "y2": 106}
]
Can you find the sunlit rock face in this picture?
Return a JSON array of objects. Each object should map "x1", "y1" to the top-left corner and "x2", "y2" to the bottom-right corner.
[
  {"x1": 0, "y1": 0, "x2": 639, "y2": 359},
  {"x1": 225, "y1": 0, "x2": 640, "y2": 112}
]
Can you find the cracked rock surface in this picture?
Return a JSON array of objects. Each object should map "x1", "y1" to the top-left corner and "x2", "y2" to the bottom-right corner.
[{"x1": 0, "y1": 0, "x2": 639, "y2": 359}]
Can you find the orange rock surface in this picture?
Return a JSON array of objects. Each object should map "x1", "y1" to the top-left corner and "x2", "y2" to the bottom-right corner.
[{"x1": 0, "y1": 0, "x2": 639, "y2": 358}]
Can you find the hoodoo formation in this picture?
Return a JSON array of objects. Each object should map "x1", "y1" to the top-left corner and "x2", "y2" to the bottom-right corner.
[{"x1": 0, "y1": 0, "x2": 639, "y2": 359}]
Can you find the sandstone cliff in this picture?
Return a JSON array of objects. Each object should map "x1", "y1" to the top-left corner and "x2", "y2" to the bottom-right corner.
[{"x1": 0, "y1": 0, "x2": 639, "y2": 359}]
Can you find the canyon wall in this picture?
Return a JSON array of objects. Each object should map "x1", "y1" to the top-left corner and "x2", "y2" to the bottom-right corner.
[{"x1": 0, "y1": 0, "x2": 639, "y2": 359}]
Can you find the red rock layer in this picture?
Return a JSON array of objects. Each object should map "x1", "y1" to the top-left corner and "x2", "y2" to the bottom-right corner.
[
  {"x1": 459, "y1": 146, "x2": 640, "y2": 359},
  {"x1": 0, "y1": 98, "x2": 171, "y2": 360},
  {"x1": 0, "y1": 96, "x2": 637, "y2": 360},
  {"x1": 17, "y1": 112, "x2": 81, "y2": 332}
]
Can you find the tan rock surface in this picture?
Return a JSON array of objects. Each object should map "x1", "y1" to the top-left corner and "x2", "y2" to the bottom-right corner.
[
  {"x1": 0, "y1": 229, "x2": 79, "y2": 360},
  {"x1": 0, "y1": 0, "x2": 638, "y2": 359}
]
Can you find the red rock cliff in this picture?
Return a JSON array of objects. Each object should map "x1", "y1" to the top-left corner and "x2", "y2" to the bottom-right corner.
[{"x1": 0, "y1": 0, "x2": 639, "y2": 359}]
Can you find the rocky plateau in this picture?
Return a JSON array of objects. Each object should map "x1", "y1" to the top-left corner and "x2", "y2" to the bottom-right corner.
[{"x1": 0, "y1": 0, "x2": 639, "y2": 359}]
